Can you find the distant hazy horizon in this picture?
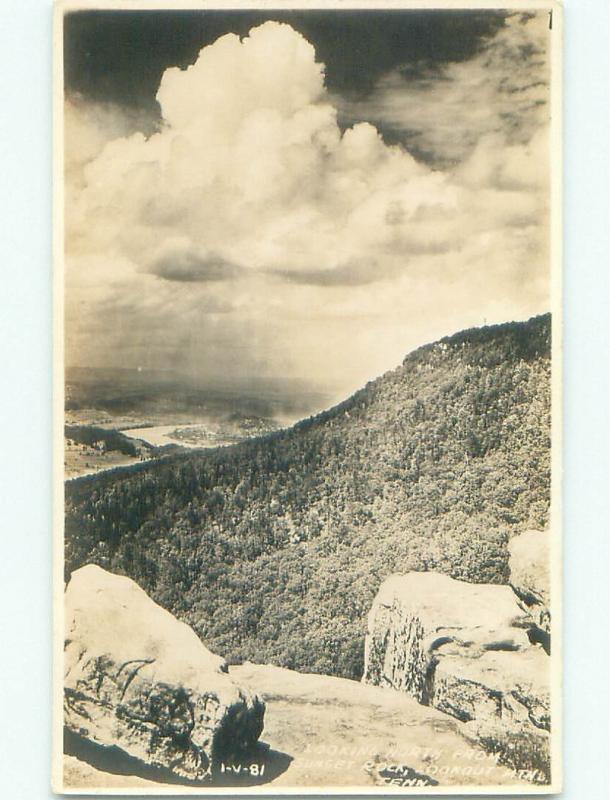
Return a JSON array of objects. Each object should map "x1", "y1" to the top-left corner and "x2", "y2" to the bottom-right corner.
[{"x1": 64, "y1": 9, "x2": 551, "y2": 406}]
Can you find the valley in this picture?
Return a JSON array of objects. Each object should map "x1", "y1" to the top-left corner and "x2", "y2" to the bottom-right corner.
[
  {"x1": 65, "y1": 314, "x2": 552, "y2": 680},
  {"x1": 63, "y1": 368, "x2": 326, "y2": 477}
]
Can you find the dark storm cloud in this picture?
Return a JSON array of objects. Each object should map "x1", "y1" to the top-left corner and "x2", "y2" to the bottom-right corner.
[
  {"x1": 64, "y1": 12, "x2": 551, "y2": 398},
  {"x1": 149, "y1": 251, "x2": 241, "y2": 283},
  {"x1": 338, "y1": 12, "x2": 550, "y2": 168},
  {"x1": 63, "y1": 9, "x2": 506, "y2": 115}
]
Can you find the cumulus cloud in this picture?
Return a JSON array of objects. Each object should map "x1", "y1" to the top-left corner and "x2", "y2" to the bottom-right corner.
[
  {"x1": 339, "y1": 13, "x2": 550, "y2": 167},
  {"x1": 64, "y1": 97, "x2": 158, "y2": 187},
  {"x1": 65, "y1": 17, "x2": 552, "y2": 398}
]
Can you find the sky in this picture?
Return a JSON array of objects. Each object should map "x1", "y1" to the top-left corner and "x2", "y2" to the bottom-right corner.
[{"x1": 63, "y1": 8, "x2": 553, "y2": 406}]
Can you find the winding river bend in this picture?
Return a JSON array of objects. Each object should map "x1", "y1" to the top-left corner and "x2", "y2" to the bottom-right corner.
[{"x1": 121, "y1": 423, "x2": 238, "y2": 449}]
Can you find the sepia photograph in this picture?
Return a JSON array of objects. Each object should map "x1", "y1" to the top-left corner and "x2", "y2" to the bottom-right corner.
[{"x1": 54, "y1": 1, "x2": 562, "y2": 793}]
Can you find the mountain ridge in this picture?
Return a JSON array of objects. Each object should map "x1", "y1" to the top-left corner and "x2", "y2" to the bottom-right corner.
[{"x1": 65, "y1": 313, "x2": 551, "y2": 679}]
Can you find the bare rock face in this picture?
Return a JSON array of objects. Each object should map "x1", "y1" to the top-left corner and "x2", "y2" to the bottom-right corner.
[
  {"x1": 363, "y1": 573, "x2": 533, "y2": 697},
  {"x1": 509, "y1": 529, "x2": 551, "y2": 639},
  {"x1": 64, "y1": 565, "x2": 265, "y2": 782},
  {"x1": 363, "y1": 572, "x2": 551, "y2": 780}
]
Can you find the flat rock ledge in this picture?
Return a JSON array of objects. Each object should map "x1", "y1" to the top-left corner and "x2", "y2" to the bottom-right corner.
[
  {"x1": 363, "y1": 572, "x2": 551, "y2": 782},
  {"x1": 64, "y1": 565, "x2": 265, "y2": 782}
]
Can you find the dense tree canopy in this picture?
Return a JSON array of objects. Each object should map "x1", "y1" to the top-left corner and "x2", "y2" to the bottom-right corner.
[
  {"x1": 66, "y1": 314, "x2": 551, "y2": 679},
  {"x1": 65, "y1": 425, "x2": 140, "y2": 456}
]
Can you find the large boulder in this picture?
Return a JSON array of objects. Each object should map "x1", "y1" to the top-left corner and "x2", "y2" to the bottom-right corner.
[
  {"x1": 508, "y1": 529, "x2": 551, "y2": 639},
  {"x1": 64, "y1": 565, "x2": 265, "y2": 782},
  {"x1": 363, "y1": 572, "x2": 534, "y2": 698},
  {"x1": 63, "y1": 662, "x2": 539, "y2": 790},
  {"x1": 433, "y1": 648, "x2": 549, "y2": 730},
  {"x1": 363, "y1": 572, "x2": 551, "y2": 780}
]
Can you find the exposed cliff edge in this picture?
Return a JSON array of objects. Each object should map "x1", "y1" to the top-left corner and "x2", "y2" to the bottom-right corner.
[
  {"x1": 509, "y1": 528, "x2": 551, "y2": 646},
  {"x1": 362, "y1": 570, "x2": 551, "y2": 782},
  {"x1": 65, "y1": 314, "x2": 551, "y2": 680},
  {"x1": 63, "y1": 565, "x2": 540, "y2": 791},
  {"x1": 64, "y1": 565, "x2": 265, "y2": 783},
  {"x1": 64, "y1": 660, "x2": 534, "y2": 791}
]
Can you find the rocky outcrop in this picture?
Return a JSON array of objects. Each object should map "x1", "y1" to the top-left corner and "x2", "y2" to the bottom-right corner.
[
  {"x1": 509, "y1": 529, "x2": 551, "y2": 642},
  {"x1": 363, "y1": 572, "x2": 551, "y2": 781},
  {"x1": 62, "y1": 661, "x2": 537, "y2": 791},
  {"x1": 64, "y1": 565, "x2": 265, "y2": 782}
]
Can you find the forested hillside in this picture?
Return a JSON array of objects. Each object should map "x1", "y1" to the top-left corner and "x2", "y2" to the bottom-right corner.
[
  {"x1": 65, "y1": 425, "x2": 141, "y2": 456},
  {"x1": 65, "y1": 314, "x2": 551, "y2": 679}
]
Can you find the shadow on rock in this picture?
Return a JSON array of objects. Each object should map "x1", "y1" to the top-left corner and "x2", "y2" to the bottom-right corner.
[
  {"x1": 64, "y1": 729, "x2": 292, "y2": 787},
  {"x1": 65, "y1": 729, "x2": 209, "y2": 786},
  {"x1": 211, "y1": 741, "x2": 293, "y2": 786}
]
